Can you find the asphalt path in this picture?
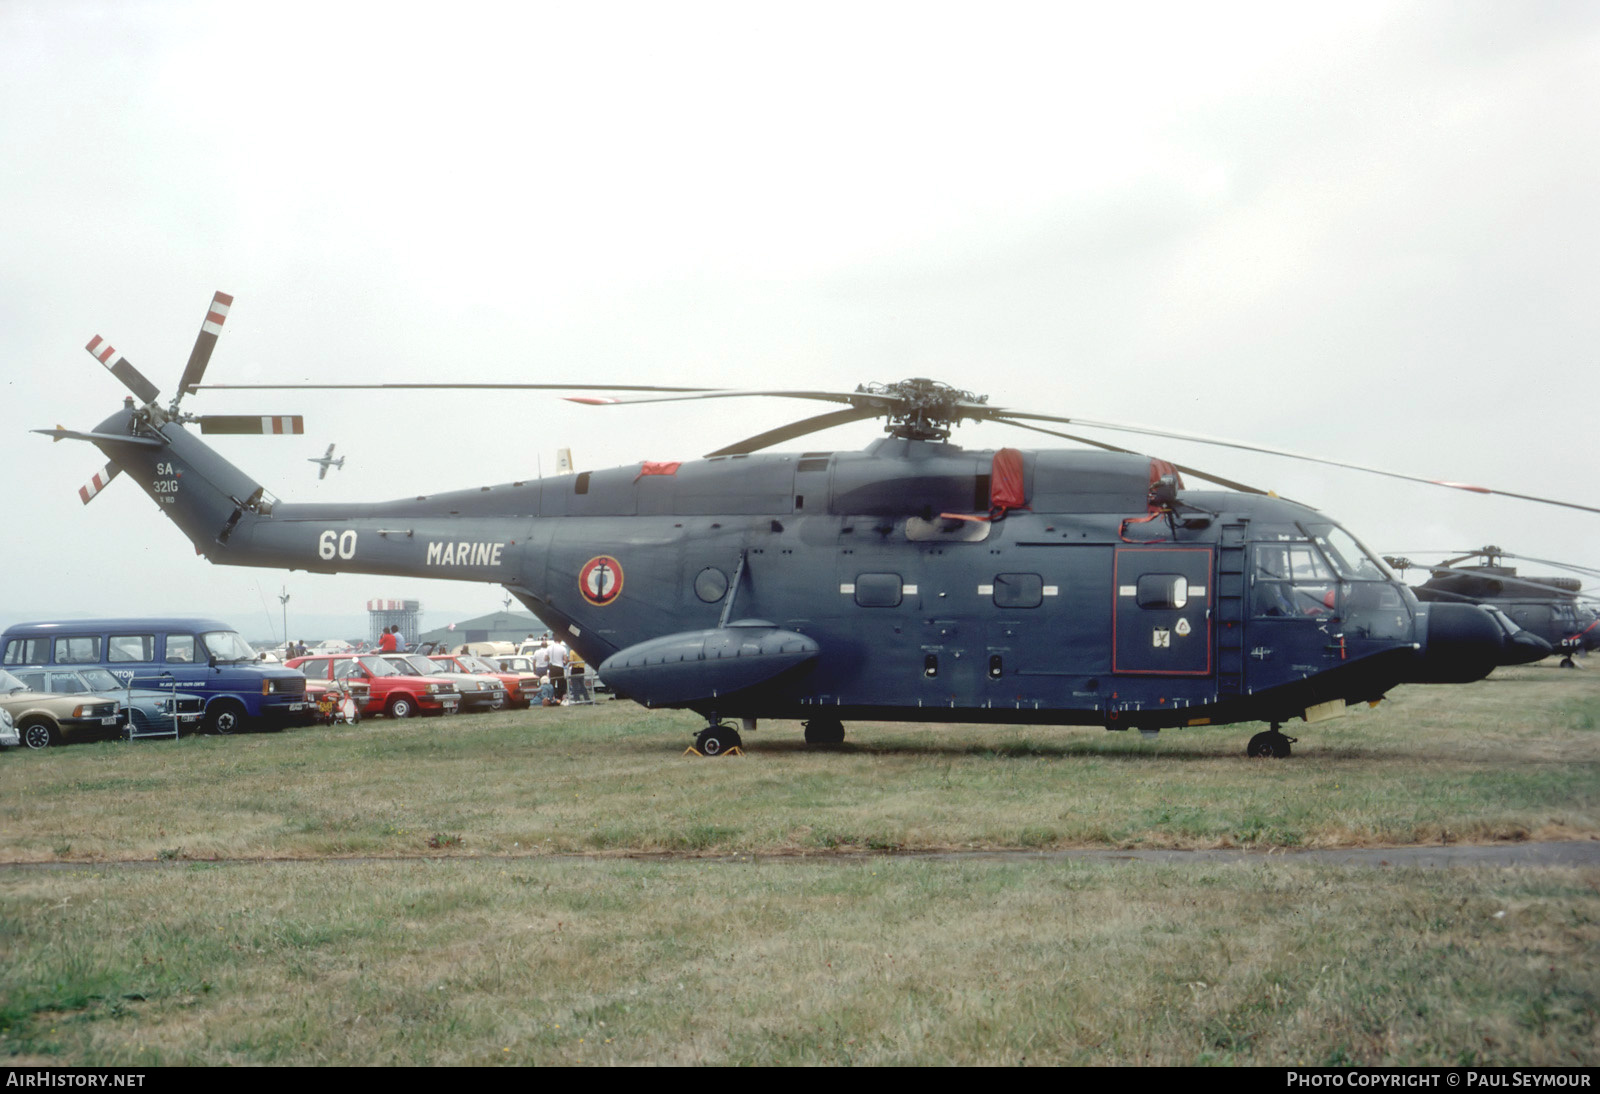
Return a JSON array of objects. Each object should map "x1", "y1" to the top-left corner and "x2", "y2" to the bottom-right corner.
[{"x1": 2, "y1": 840, "x2": 1597, "y2": 871}]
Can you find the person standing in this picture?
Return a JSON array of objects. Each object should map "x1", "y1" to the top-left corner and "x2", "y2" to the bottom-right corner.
[
  {"x1": 378, "y1": 626, "x2": 398, "y2": 653},
  {"x1": 549, "y1": 638, "x2": 569, "y2": 702}
]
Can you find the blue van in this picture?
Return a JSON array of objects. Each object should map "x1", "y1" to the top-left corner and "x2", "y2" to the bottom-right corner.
[{"x1": 0, "y1": 618, "x2": 310, "y2": 734}]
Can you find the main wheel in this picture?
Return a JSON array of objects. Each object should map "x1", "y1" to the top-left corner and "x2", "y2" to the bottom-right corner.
[
  {"x1": 1561, "y1": 656, "x2": 1577, "y2": 668},
  {"x1": 20, "y1": 719, "x2": 56, "y2": 750},
  {"x1": 803, "y1": 718, "x2": 845, "y2": 745},
  {"x1": 205, "y1": 700, "x2": 247, "y2": 736},
  {"x1": 387, "y1": 695, "x2": 415, "y2": 719},
  {"x1": 1247, "y1": 730, "x2": 1292, "y2": 758},
  {"x1": 694, "y1": 725, "x2": 742, "y2": 756}
]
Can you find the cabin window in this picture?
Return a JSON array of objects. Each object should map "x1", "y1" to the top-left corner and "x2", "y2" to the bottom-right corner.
[
  {"x1": 54, "y1": 636, "x2": 100, "y2": 664},
  {"x1": 165, "y1": 635, "x2": 197, "y2": 663},
  {"x1": 108, "y1": 635, "x2": 155, "y2": 663},
  {"x1": 993, "y1": 573, "x2": 1043, "y2": 608},
  {"x1": 854, "y1": 573, "x2": 904, "y2": 607},
  {"x1": 1136, "y1": 574, "x2": 1189, "y2": 610},
  {"x1": 1251, "y1": 544, "x2": 1336, "y2": 619},
  {"x1": 2, "y1": 638, "x2": 48, "y2": 666},
  {"x1": 695, "y1": 567, "x2": 729, "y2": 603}
]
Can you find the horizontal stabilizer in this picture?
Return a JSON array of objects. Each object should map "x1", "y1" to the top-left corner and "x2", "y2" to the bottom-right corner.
[
  {"x1": 32, "y1": 426, "x2": 163, "y2": 448},
  {"x1": 199, "y1": 415, "x2": 305, "y2": 435}
]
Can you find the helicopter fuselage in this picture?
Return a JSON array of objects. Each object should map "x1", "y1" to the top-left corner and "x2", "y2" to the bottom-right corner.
[{"x1": 90, "y1": 410, "x2": 1505, "y2": 735}]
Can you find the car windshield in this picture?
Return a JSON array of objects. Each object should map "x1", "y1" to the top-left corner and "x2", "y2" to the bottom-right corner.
[
  {"x1": 76, "y1": 668, "x2": 125, "y2": 692},
  {"x1": 356, "y1": 656, "x2": 399, "y2": 677},
  {"x1": 201, "y1": 630, "x2": 257, "y2": 663},
  {"x1": 0, "y1": 669, "x2": 30, "y2": 693},
  {"x1": 460, "y1": 656, "x2": 498, "y2": 673},
  {"x1": 383, "y1": 657, "x2": 423, "y2": 676}
]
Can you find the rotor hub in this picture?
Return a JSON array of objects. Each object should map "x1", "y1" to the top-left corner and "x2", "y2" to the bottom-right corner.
[{"x1": 855, "y1": 378, "x2": 987, "y2": 442}]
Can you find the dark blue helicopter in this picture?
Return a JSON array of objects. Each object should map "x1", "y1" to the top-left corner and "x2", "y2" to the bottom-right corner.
[{"x1": 38, "y1": 293, "x2": 1599, "y2": 758}]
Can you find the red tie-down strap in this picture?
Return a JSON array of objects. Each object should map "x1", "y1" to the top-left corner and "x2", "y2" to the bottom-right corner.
[
  {"x1": 940, "y1": 448, "x2": 1030, "y2": 523},
  {"x1": 1120, "y1": 458, "x2": 1188, "y2": 541},
  {"x1": 634, "y1": 461, "x2": 682, "y2": 482}
]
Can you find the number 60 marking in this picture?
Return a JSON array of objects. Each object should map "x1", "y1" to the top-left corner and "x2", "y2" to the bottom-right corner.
[{"x1": 318, "y1": 530, "x2": 357, "y2": 560}]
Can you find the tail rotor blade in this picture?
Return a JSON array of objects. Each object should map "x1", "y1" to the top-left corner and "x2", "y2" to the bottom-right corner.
[
  {"x1": 85, "y1": 336, "x2": 161, "y2": 405},
  {"x1": 178, "y1": 291, "x2": 233, "y2": 398},
  {"x1": 77, "y1": 463, "x2": 121, "y2": 505},
  {"x1": 198, "y1": 415, "x2": 304, "y2": 435}
]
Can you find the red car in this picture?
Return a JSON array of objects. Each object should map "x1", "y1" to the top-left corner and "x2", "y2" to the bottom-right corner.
[
  {"x1": 430, "y1": 653, "x2": 529, "y2": 709},
  {"x1": 288, "y1": 653, "x2": 461, "y2": 719}
]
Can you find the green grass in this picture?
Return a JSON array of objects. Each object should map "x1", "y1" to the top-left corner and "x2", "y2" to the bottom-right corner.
[
  {"x1": 0, "y1": 664, "x2": 1596, "y2": 862},
  {"x1": 0, "y1": 665, "x2": 1596, "y2": 1064},
  {"x1": 1, "y1": 857, "x2": 1595, "y2": 1065}
]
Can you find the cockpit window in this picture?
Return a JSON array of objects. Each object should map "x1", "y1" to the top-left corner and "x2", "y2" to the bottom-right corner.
[{"x1": 1302, "y1": 523, "x2": 1392, "y2": 581}]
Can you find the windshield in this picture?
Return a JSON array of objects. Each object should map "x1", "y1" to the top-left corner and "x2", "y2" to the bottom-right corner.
[
  {"x1": 201, "y1": 630, "x2": 257, "y2": 663},
  {"x1": 0, "y1": 669, "x2": 29, "y2": 693},
  {"x1": 460, "y1": 656, "x2": 498, "y2": 673},
  {"x1": 356, "y1": 656, "x2": 399, "y2": 677},
  {"x1": 1302, "y1": 522, "x2": 1392, "y2": 581},
  {"x1": 77, "y1": 668, "x2": 125, "y2": 692},
  {"x1": 383, "y1": 657, "x2": 422, "y2": 675}
]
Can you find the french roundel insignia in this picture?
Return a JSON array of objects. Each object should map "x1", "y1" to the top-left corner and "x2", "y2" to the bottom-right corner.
[{"x1": 579, "y1": 555, "x2": 624, "y2": 606}]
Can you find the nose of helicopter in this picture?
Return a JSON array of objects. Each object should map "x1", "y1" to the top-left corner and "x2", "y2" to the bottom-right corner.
[
  {"x1": 1501, "y1": 628, "x2": 1554, "y2": 665},
  {"x1": 1405, "y1": 602, "x2": 1511, "y2": 683}
]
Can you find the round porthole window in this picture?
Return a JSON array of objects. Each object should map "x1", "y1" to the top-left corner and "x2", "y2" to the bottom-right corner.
[{"x1": 695, "y1": 567, "x2": 729, "y2": 603}]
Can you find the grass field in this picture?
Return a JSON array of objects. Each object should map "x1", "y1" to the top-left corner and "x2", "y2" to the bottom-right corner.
[{"x1": 2, "y1": 663, "x2": 1597, "y2": 1064}]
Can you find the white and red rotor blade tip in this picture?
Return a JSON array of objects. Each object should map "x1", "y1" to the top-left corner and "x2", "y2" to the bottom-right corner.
[
  {"x1": 85, "y1": 336, "x2": 161, "y2": 405},
  {"x1": 78, "y1": 463, "x2": 121, "y2": 505},
  {"x1": 178, "y1": 291, "x2": 233, "y2": 397}
]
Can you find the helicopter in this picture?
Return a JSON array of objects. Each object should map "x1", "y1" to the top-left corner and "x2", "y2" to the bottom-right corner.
[
  {"x1": 33, "y1": 291, "x2": 1600, "y2": 759},
  {"x1": 1384, "y1": 547, "x2": 1600, "y2": 668},
  {"x1": 309, "y1": 443, "x2": 345, "y2": 480}
]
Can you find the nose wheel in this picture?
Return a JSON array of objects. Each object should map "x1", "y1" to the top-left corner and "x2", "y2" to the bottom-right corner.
[
  {"x1": 1246, "y1": 724, "x2": 1297, "y2": 758},
  {"x1": 693, "y1": 723, "x2": 742, "y2": 757}
]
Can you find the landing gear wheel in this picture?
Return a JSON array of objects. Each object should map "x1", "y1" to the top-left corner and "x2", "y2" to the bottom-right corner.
[
  {"x1": 803, "y1": 718, "x2": 845, "y2": 745},
  {"x1": 1246, "y1": 728, "x2": 1295, "y2": 758},
  {"x1": 694, "y1": 725, "x2": 742, "y2": 756},
  {"x1": 1561, "y1": 656, "x2": 1576, "y2": 668}
]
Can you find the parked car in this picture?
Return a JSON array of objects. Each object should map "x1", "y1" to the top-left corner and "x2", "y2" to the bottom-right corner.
[
  {"x1": 9, "y1": 666, "x2": 205, "y2": 738},
  {"x1": 288, "y1": 653, "x2": 461, "y2": 719},
  {"x1": 429, "y1": 653, "x2": 529, "y2": 709},
  {"x1": 0, "y1": 668, "x2": 122, "y2": 749},
  {"x1": 380, "y1": 654, "x2": 505, "y2": 712},
  {"x1": 0, "y1": 706, "x2": 21, "y2": 749},
  {"x1": 1, "y1": 618, "x2": 311, "y2": 733}
]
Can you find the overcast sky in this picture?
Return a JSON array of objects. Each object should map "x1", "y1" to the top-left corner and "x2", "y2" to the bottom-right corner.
[{"x1": 2, "y1": 1, "x2": 1597, "y2": 639}]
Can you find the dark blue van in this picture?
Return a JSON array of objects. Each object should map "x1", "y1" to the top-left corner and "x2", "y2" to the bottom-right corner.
[{"x1": 0, "y1": 618, "x2": 309, "y2": 733}]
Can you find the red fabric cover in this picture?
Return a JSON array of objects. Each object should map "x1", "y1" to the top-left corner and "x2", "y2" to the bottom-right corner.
[
  {"x1": 1147, "y1": 458, "x2": 1184, "y2": 490},
  {"x1": 635, "y1": 461, "x2": 682, "y2": 482},
  {"x1": 990, "y1": 448, "x2": 1027, "y2": 516}
]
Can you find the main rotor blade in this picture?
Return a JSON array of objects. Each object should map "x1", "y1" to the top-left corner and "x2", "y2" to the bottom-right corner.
[
  {"x1": 1496, "y1": 553, "x2": 1600, "y2": 581},
  {"x1": 1000, "y1": 420, "x2": 1271, "y2": 495},
  {"x1": 567, "y1": 387, "x2": 872, "y2": 408},
  {"x1": 198, "y1": 415, "x2": 304, "y2": 435},
  {"x1": 988, "y1": 410, "x2": 1600, "y2": 515},
  {"x1": 84, "y1": 337, "x2": 160, "y2": 405},
  {"x1": 197, "y1": 382, "x2": 720, "y2": 393},
  {"x1": 177, "y1": 291, "x2": 233, "y2": 398},
  {"x1": 705, "y1": 406, "x2": 883, "y2": 457},
  {"x1": 32, "y1": 426, "x2": 164, "y2": 448}
]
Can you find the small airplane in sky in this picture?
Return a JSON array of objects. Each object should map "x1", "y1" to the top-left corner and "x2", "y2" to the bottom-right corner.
[{"x1": 309, "y1": 443, "x2": 344, "y2": 480}]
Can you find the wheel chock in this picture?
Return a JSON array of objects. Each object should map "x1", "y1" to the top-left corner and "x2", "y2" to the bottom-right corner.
[{"x1": 682, "y1": 746, "x2": 745, "y2": 758}]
